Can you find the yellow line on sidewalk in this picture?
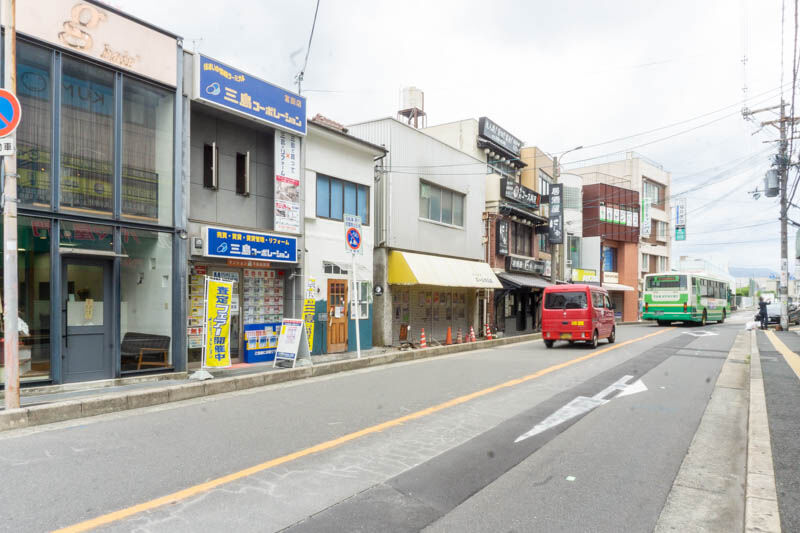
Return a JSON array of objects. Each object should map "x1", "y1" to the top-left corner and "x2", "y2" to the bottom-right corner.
[
  {"x1": 54, "y1": 328, "x2": 672, "y2": 533},
  {"x1": 764, "y1": 330, "x2": 800, "y2": 380}
]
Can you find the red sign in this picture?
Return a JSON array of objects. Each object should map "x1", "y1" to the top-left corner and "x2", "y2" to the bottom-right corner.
[
  {"x1": 0, "y1": 89, "x2": 21, "y2": 137},
  {"x1": 227, "y1": 259, "x2": 272, "y2": 268}
]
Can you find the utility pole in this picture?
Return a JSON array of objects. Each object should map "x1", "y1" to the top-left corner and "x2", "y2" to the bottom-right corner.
[
  {"x1": 550, "y1": 146, "x2": 583, "y2": 284},
  {"x1": 3, "y1": 0, "x2": 19, "y2": 409}
]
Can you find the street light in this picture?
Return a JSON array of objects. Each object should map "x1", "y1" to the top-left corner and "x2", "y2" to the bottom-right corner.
[{"x1": 551, "y1": 146, "x2": 584, "y2": 284}]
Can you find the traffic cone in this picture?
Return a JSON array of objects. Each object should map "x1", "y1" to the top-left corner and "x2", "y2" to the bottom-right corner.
[
  {"x1": 485, "y1": 324, "x2": 493, "y2": 341},
  {"x1": 469, "y1": 326, "x2": 476, "y2": 342},
  {"x1": 456, "y1": 328, "x2": 462, "y2": 344},
  {"x1": 445, "y1": 326, "x2": 452, "y2": 345},
  {"x1": 420, "y1": 328, "x2": 427, "y2": 348}
]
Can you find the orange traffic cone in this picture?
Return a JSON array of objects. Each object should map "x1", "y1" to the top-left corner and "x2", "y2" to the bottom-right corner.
[
  {"x1": 469, "y1": 326, "x2": 476, "y2": 342},
  {"x1": 445, "y1": 326, "x2": 452, "y2": 345},
  {"x1": 485, "y1": 324, "x2": 493, "y2": 340},
  {"x1": 420, "y1": 328, "x2": 427, "y2": 348},
  {"x1": 456, "y1": 328, "x2": 462, "y2": 344}
]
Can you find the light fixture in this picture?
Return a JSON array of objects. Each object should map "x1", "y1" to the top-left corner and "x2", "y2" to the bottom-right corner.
[{"x1": 177, "y1": 229, "x2": 188, "y2": 240}]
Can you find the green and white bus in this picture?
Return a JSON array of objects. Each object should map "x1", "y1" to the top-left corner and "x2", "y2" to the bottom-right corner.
[{"x1": 642, "y1": 272, "x2": 732, "y2": 326}]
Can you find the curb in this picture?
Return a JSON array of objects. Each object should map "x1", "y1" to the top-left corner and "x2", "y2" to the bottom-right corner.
[
  {"x1": 655, "y1": 329, "x2": 750, "y2": 532},
  {"x1": 0, "y1": 332, "x2": 542, "y2": 433},
  {"x1": 746, "y1": 330, "x2": 783, "y2": 532}
]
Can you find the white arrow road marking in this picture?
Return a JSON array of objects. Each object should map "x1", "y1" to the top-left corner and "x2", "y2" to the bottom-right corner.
[
  {"x1": 681, "y1": 330, "x2": 720, "y2": 337},
  {"x1": 514, "y1": 375, "x2": 648, "y2": 443}
]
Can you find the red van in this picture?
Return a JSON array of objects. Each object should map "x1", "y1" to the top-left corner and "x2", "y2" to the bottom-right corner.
[{"x1": 541, "y1": 284, "x2": 616, "y2": 349}]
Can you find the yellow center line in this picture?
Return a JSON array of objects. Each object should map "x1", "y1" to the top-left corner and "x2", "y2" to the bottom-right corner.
[
  {"x1": 764, "y1": 330, "x2": 800, "y2": 380},
  {"x1": 54, "y1": 327, "x2": 673, "y2": 533}
]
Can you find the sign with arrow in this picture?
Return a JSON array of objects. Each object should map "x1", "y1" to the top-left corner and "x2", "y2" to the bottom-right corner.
[
  {"x1": 681, "y1": 330, "x2": 719, "y2": 337},
  {"x1": 515, "y1": 375, "x2": 647, "y2": 443}
]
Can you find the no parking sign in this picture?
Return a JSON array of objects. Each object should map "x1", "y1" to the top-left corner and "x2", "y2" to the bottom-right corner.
[{"x1": 344, "y1": 214, "x2": 362, "y2": 255}]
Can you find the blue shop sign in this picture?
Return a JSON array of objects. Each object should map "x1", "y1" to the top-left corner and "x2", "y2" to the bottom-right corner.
[
  {"x1": 204, "y1": 227, "x2": 297, "y2": 263},
  {"x1": 195, "y1": 54, "x2": 306, "y2": 136}
]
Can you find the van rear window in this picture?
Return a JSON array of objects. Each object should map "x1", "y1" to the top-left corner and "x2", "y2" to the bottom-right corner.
[{"x1": 545, "y1": 292, "x2": 587, "y2": 309}]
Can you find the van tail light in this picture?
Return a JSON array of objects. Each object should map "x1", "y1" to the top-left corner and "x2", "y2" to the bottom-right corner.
[{"x1": 684, "y1": 303, "x2": 687, "y2": 312}]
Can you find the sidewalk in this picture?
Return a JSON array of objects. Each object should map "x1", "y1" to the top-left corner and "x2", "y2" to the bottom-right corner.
[{"x1": 0, "y1": 332, "x2": 541, "y2": 432}]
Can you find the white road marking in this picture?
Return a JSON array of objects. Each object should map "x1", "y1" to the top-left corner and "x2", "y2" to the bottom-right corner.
[
  {"x1": 681, "y1": 330, "x2": 720, "y2": 337},
  {"x1": 514, "y1": 375, "x2": 648, "y2": 443}
]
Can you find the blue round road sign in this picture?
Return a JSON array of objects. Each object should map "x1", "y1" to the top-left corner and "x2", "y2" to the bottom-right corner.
[
  {"x1": 0, "y1": 89, "x2": 21, "y2": 137},
  {"x1": 346, "y1": 227, "x2": 361, "y2": 250}
]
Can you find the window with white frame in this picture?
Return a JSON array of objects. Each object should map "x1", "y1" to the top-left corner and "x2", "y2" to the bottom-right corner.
[
  {"x1": 641, "y1": 253, "x2": 650, "y2": 272},
  {"x1": 350, "y1": 280, "x2": 372, "y2": 319},
  {"x1": 419, "y1": 181, "x2": 465, "y2": 226}
]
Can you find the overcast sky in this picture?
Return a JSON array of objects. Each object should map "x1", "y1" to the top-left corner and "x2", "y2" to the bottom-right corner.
[{"x1": 115, "y1": 0, "x2": 798, "y2": 273}]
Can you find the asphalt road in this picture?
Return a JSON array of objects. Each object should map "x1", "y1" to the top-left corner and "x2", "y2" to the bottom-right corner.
[{"x1": 0, "y1": 319, "x2": 744, "y2": 532}]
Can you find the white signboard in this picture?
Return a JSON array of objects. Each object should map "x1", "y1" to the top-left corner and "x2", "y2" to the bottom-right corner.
[
  {"x1": 633, "y1": 211, "x2": 639, "y2": 227},
  {"x1": 675, "y1": 198, "x2": 687, "y2": 227},
  {"x1": 641, "y1": 198, "x2": 652, "y2": 237},
  {"x1": 274, "y1": 131, "x2": 301, "y2": 234},
  {"x1": 599, "y1": 205, "x2": 606, "y2": 222},
  {"x1": 273, "y1": 318, "x2": 310, "y2": 368},
  {"x1": 626, "y1": 210, "x2": 633, "y2": 226},
  {"x1": 614, "y1": 208, "x2": 621, "y2": 224}
]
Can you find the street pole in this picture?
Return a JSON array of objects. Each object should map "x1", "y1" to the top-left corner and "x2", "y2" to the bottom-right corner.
[
  {"x1": 351, "y1": 251, "x2": 361, "y2": 358},
  {"x1": 3, "y1": 0, "x2": 19, "y2": 410},
  {"x1": 779, "y1": 99, "x2": 789, "y2": 330},
  {"x1": 550, "y1": 146, "x2": 583, "y2": 284}
]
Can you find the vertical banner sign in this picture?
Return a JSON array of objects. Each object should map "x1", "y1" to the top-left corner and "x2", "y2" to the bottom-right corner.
[
  {"x1": 641, "y1": 197, "x2": 652, "y2": 237},
  {"x1": 675, "y1": 197, "x2": 687, "y2": 241},
  {"x1": 275, "y1": 131, "x2": 301, "y2": 234},
  {"x1": 496, "y1": 219, "x2": 509, "y2": 255},
  {"x1": 203, "y1": 278, "x2": 234, "y2": 368},
  {"x1": 302, "y1": 278, "x2": 316, "y2": 353},
  {"x1": 548, "y1": 184, "x2": 564, "y2": 244}
]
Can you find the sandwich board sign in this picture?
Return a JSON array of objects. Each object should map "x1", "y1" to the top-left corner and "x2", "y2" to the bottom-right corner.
[{"x1": 273, "y1": 318, "x2": 311, "y2": 368}]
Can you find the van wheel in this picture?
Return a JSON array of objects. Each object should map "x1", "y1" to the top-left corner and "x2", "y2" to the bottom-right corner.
[
  {"x1": 590, "y1": 330, "x2": 599, "y2": 349},
  {"x1": 701, "y1": 311, "x2": 707, "y2": 326},
  {"x1": 544, "y1": 340, "x2": 554, "y2": 348},
  {"x1": 719, "y1": 310, "x2": 726, "y2": 324},
  {"x1": 608, "y1": 327, "x2": 616, "y2": 344}
]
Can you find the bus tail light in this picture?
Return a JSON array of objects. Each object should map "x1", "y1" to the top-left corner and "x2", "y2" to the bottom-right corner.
[
  {"x1": 645, "y1": 303, "x2": 649, "y2": 312},
  {"x1": 684, "y1": 303, "x2": 687, "y2": 312}
]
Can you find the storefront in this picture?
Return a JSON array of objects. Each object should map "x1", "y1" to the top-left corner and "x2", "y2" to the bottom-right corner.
[
  {"x1": 1, "y1": 0, "x2": 183, "y2": 385},
  {"x1": 387, "y1": 251, "x2": 501, "y2": 344},
  {"x1": 186, "y1": 226, "x2": 297, "y2": 364},
  {"x1": 495, "y1": 255, "x2": 551, "y2": 335}
]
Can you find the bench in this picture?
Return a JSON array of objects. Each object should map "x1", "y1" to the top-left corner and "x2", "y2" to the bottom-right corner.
[{"x1": 121, "y1": 332, "x2": 171, "y2": 370}]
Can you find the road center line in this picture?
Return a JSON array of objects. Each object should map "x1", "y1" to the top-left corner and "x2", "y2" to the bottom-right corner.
[
  {"x1": 764, "y1": 330, "x2": 800, "y2": 381},
  {"x1": 54, "y1": 328, "x2": 672, "y2": 533}
]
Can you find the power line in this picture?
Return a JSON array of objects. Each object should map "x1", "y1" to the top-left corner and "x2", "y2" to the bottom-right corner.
[{"x1": 295, "y1": 0, "x2": 321, "y2": 95}]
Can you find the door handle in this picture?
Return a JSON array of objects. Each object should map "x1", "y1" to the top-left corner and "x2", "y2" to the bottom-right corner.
[{"x1": 63, "y1": 299, "x2": 69, "y2": 349}]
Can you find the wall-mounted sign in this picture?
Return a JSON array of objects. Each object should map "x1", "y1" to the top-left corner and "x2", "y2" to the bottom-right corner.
[
  {"x1": 194, "y1": 54, "x2": 306, "y2": 135},
  {"x1": 603, "y1": 271, "x2": 619, "y2": 284},
  {"x1": 573, "y1": 268, "x2": 599, "y2": 283},
  {"x1": 18, "y1": 0, "x2": 178, "y2": 86},
  {"x1": 274, "y1": 130, "x2": 302, "y2": 234},
  {"x1": 478, "y1": 117, "x2": 523, "y2": 156},
  {"x1": 204, "y1": 226, "x2": 297, "y2": 263},
  {"x1": 675, "y1": 227, "x2": 686, "y2": 241},
  {"x1": 496, "y1": 219, "x2": 509, "y2": 255},
  {"x1": 548, "y1": 184, "x2": 563, "y2": 244},
  {"x1": 641, "y1": 198, "x2": 652, "y2": 237},
  {"x1": 500, "y1": 178, "x2": 540, "y2": 209},
  {"x1": 507, "y1": 255, "x2": 545, "y2": 275}
]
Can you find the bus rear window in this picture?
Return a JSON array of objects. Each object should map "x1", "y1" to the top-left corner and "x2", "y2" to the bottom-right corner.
[
  {"x1": 545, "y1": 292, "x2": 588, "y2": 309},
  {"x1": 646, "y1": 275, "x2": 687, "y2": 289}
]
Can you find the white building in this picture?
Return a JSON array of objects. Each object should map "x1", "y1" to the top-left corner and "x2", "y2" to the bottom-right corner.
[
  {"x1": 572, "y1": 152, "x2": 672, "y2": 286},
  {"x1": 348, "y1": 117, "x2": 502, "y2": 346},
  {"x1": 304, "y1": 116, "x2": 386, "y2": 354}
]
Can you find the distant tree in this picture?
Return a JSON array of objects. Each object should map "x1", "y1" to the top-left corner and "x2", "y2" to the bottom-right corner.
[{"x1": 736, "y1": 287, "x2": 750, "y2": 297}]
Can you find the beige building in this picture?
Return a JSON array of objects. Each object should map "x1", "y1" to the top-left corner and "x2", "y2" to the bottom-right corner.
[{"x1": 572, "y1": 152, "x2": 672, "y2": 289}]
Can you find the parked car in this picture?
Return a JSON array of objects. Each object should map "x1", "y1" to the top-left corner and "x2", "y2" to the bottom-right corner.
[
  {"x1": 541, "y1": 284, "x2": 616, "y2": 349},
  {"x1": 764, "y1": 302, "x2": 800, "y2": 325}
]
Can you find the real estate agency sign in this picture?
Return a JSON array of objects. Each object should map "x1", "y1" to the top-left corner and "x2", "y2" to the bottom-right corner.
[{"x1": 275, "y1": 131, "x2": 301, "y2": 234}]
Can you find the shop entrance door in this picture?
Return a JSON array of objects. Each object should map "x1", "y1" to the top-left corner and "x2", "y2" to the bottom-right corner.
[
  {"x1": 61, "y1": 259, "x2": 112, "y2": 383},
  {"x1": 327, "y1": 279, "x2": 348, "y2": 353}
]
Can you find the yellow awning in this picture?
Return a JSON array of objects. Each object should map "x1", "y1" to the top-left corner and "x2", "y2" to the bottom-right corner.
[{"x1": 388, "y1": 251, "x2": 502, "y2": 289}]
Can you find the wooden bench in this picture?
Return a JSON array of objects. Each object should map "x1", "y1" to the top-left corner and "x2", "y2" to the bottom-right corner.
[{"x1": 121, "y1": 332, "x2": 171, "y2": 370}]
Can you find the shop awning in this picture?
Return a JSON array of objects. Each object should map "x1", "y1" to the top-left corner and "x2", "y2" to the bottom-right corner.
[
  {"x1": 388, "y1": 251, "x2": 502, "y2": 289},
  {"x1": 602, "y1": 282, "x2": 635, "y2": 292},
  {"x1": 497, "y1": 271, "x2": 552, "y2": 289}
]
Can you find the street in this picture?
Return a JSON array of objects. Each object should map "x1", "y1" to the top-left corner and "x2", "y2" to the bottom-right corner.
[{"x1": 0, "y1": 319, "x2": 750, "y2": 532}]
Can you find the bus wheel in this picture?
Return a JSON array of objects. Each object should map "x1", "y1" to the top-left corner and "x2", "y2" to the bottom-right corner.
[
  {"x1": 719, "y1": 310, "x2": 726, "y2": 324},
  {"x1": 544, "y1": 340, "x2": 554, "y2": 348},
  {"x1": 701, "y1": 311, "x2": 707, "y2": 326}
]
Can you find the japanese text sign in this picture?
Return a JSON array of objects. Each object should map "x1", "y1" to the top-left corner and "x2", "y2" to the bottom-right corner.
[
  {"x1": 195, "y1": 54, "x2": 306, "y2": 136},
  {"x1": 344, "y1": 214, "x2": 362, "y2": 254},
  {"x1": 274, "y1": 131, "x2": 301, "y2": 234},
  {"x1": 203, "y1": 278, "x2": 234, "y2": 368},
  {"x1": 205, "y1": 226, "x2": 297, "y2": 263}
]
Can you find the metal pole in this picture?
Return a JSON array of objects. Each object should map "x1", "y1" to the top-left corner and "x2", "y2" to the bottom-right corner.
[
  {"x1": 351, "y1": 251, "x2": 361, "y2": 358},
  {"x1": 780, "y1": 99, "x2": 789, "y2": 330},
  {"x1": 550, "y1": 156, "x2": 558, "y2": 284},
  {"x1": 3, "y1": 0, "x2": 19, "y2": 409}
]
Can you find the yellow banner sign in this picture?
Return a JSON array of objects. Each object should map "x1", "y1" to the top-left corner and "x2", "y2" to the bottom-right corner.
[
  {"x1": 302, "y1": 277, "x2": 316, "y2": 352},
  {"x1": 204, "y1": 278, "x2": 234, "y2": 368}
]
